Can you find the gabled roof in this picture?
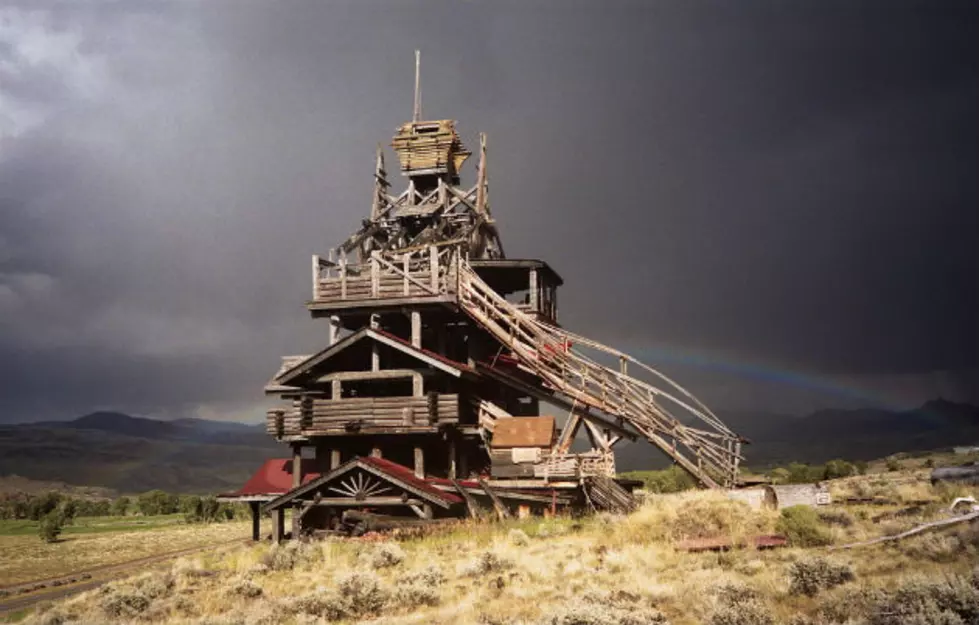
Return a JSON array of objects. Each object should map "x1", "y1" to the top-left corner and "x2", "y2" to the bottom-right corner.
[
  {"x1": 221, "y1": 458, "x2": 322, "y2": 498},
  {"x1": 262, "y1": 456, "x2": 462, "y2": 513},
  {"x1": 266, "y1": 327, "x2": 472, "y2": 393}
]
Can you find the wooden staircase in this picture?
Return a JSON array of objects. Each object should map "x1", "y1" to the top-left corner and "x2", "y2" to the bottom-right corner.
[{"x1": 455, "y1": 258, "x2": 743, "y2": 489}]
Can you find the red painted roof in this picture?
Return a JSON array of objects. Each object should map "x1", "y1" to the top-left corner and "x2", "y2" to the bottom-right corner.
[
  {"x1": 231, "y1": 458, "x2": 322, "y2": 496},
  {"x1": 359, "y1": 456, "x2": 463, "y2": 504}
]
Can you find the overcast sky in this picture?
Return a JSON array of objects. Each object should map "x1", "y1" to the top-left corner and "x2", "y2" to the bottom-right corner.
[{"x1": 1, "y1": 0, "x2": 976, "y2": 423}]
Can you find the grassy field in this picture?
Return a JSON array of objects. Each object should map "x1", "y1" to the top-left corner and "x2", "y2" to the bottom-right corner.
[
  {"x1": 16, "y1": 467, "x2": 978, "y2": 625},
  {"x1": 0, "y1": 517, "x2": 249, "y2": 586}
]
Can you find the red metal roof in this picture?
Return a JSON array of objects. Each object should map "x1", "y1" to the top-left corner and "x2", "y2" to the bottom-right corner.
[
  {"x1": 359, "y1": 456, "x2": 463, "y2": 504},
  {"x1": 231, "y1": 458, "x2": 322, "y2": 496}
]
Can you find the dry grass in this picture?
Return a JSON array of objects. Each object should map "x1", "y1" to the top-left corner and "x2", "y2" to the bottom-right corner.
[
  {"x1": 0, "y1": 521, "x2": 248, "y2": 585},
  {"x1": 19, "y1": 474, "x2": 979, "y2": 625}
]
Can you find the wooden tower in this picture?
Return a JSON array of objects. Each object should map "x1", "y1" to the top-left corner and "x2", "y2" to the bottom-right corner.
[{"x1": 245, "y1": 53, "x2": 745, "y2": 539}]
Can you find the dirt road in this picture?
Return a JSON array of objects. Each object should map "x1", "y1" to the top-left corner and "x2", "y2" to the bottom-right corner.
[{"x1": 0, "y1": 538, "x2": 248, "y2": 617}]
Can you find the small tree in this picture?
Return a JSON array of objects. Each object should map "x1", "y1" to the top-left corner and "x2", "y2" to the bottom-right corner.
[
  {"x1": 823, "y1": 459, "x2": 857, "y2": 480},
  {"x1": 111, "y1": 496, "x2": 130, "y2": 516},
  {"x1": 38, "y1": 511, "x2": 64, "y2": 543}
]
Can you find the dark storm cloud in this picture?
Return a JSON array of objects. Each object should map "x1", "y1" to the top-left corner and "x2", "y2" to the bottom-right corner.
[{"x1": 0, "y1": 1, "x2": 976, "y2": 422}]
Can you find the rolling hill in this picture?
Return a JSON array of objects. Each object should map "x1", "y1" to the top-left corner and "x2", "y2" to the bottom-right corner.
[
  {"x1": 2, "y1": 401, "x2": 977, "y2": 491},
  {"x1": 0, "y1": 412, "x2": 280, "y2": 494}
]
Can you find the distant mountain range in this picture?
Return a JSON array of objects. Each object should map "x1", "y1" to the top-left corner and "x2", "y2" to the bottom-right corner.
[
  {"x1": 1, "y1": 400, "x2": 977, "y2": 492},
  {"x1": 0, "y1": 412, "x2": 280, "y2": 494},
  {"x1": 617, "y1": 399, "x2": 979, "y2": 471}
]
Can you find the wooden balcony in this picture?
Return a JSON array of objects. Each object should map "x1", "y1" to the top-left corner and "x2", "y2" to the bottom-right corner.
[
  {"x1": 309, "y1": 245, "x2": 459, "y2": 314},
  {"x1": 267, "y1": 393, "x2": 460, "y2": 439}
]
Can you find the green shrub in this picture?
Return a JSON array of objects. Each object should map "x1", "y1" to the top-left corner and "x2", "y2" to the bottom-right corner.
[
  {"x1": 460, "y1": 551, "x2": 513, "y2": 577},
  {"x1": 865, "y1": 575, "x2": 979, "y2": 625},
  {"x1": 816, "y1": 509, "x2": 854, "y2": 527},
  {"x1": 621, "y1": 466, "x2": 697, "y2": 494},
  {"x1": 708, "y1": 584, "x2": 774, "y2": 625},
  {"x1": 776, "y1": 506, "x2": 833, "y2": 547},
  {"x1": 262, "y1": 542, "x2": 318, "y2": 571},
  {"x1": 110, "y1": 496, "x2": 130, "y2": 516},
  {"x1": 398, "y1": 565, "x2": 446, "y2": 587},
  {"x1": 823, "y1": 459, "x2": 857, "y2": 480},
  {"x1": 38, "y1": 512, "x2": 63, "y2": 543},
  {"x1": 360, "y1": 542, "x2": 405, "y2": 569},
  {"x1": 788, "y1": 557, "x2": 855, "y2": 596},
  {"x1": 336, "y1": 570, "x2": 388, "y2": 616}
]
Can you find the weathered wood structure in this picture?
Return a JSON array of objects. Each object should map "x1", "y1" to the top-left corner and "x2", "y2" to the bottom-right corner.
[{"x1": 222, "y1": 53, "x2": 746, "y2": 539}]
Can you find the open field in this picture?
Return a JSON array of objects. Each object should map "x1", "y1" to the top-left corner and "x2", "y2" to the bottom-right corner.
[
  {"x1": 14, "y1": 468, "x2": 978, "y2": 625},
  {"x1": 0, "y1": 518, "x2": 249, "y2": 587}
]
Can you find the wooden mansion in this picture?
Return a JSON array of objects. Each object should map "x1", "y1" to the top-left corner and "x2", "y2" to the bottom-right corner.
[{"x1": 222, "y1": 54, "x2": 745, "y2": 540}]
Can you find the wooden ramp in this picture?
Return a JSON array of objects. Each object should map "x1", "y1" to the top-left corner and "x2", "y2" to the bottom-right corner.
[
  {"x1": 456, "y1": 258, "x2": 744, "y2": 488},
  {"x1": 584, "y1": 477, "x2": 637, "y2": 514}
]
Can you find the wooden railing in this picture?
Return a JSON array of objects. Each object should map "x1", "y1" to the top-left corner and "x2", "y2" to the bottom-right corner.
[
  {"x1": 311, "y1": 245, "x2": 458, "y2": 304},
  {"x1": 533, "y1": 451, "x2": 616, "y2": 479},
  {"x1": 267, "y1": 394, "x2": 460, "y2": 438},
  {"x1": 456, "y1": 259, "x2": 743, "y2": 489}
]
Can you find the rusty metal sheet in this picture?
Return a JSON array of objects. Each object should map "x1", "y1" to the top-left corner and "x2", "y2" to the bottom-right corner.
[{"x1": 491, "y1": 416, "x2": 555, "y2": 448}]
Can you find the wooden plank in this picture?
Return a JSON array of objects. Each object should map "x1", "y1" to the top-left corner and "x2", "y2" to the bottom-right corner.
[{"x1": 477, "y1": 478, "x2": 511, "y2": 520}]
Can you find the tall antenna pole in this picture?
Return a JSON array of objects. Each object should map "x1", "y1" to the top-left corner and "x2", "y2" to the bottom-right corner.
[{"x1": 413, "y1": 50, "x2": 421, "y2": 123}]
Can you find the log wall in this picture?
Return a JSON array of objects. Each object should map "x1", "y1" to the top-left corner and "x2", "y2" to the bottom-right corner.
[{"x1": 267, "y1": 394, "x2": 460, "y2": 437}]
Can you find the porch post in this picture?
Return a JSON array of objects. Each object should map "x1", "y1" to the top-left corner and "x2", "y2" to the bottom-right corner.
[
  {"x1": 330, "y1": 449, "x2": 341, "y2": 469},
  {"x1": 291, "y1": 443, "x2": 302, "y2": 489},
  {"x1": 249, "y1": 501, "x2": 260, "y2": 541},
  {"x1": 414, "y1": 446, "x2": 425, "y2": 479},
  {"x1": 272, "y1": 507, "x2": 285, "y2": 544}
]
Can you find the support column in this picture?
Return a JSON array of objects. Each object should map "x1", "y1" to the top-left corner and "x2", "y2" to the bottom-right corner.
[
  {"x1": 272, "y1": 507, "x2": 285, "y2": 544},
  {"x1": 529, "y1": 269, "x2": 539, "y2": 311},
  {"x1": 371, "y1": 446, "x2": 382, "y2": 458},
  {"x1": 371, "y1": 342, "x2": 380, "y2": 371},
  {"x1": 329, "y1": 316, "x2": 340, "y2": 345},
  {"x1": 447, "y1": 438, "x2": 457, "y2": 479},
  {"x1": 291, "y1": 505, "x2": 301, "y2": 539},
  {"x1": 410, "y1": 311, "x2": 422, "y2": 349},
  {"x1": 249, "y1": 501, "x2": 260, "y2": 541},
  {"x1": 331, "y1": 379, "x2": 341, "y2": 400},
  {"x1": 330, "y1": 449, "x2": 341, "y2": 470},
  {"x1": 291, "y1": 443, "x2": 302, "y2": 489},
  {"x1": 414, "y1": 446, "x2": 425, "y2": 479},
  {"x1": 458, "y1": 444, "x2": 468, "y2": 480}
]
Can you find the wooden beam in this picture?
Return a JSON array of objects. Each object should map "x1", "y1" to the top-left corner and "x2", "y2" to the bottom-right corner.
[
  {"x1": 315, "y1": 368, "x2": 429, "y2": 383},
  {"x1": 291, "y1": 444, "x2": 302, "y2": 489},
  {"x1": 303, "y1": 497, "x2": 425, "y2": 507},
  {"x1": 477, "y1": 478, "x2": 511, "y2": 520},
  {"x1": 330, "y1": 449, "x2": 341, "y2": 469},
  {"x1": 249, "y1": 501, "x2": 260, "y2": 541},
  {"x1": 447, "y1": 438, "x2": 456, "y2": 479},
  {"x1": 413, "y1": 446, "x2": 424, "y2": 479},
  {"x1": 410, "y1": 311, "x2": 422, "y2": 348},
  {"x1": 450, "y1": 477, "x2": 481, "y2": 519}
]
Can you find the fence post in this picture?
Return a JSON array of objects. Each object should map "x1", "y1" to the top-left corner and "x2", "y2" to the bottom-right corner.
[
  {"x1": 430, "y1": 245, "x2": 438, "y2": 290},
  {"x1": 403, "y1": 254, "x2": 410, "y2": 296},
  {"x1": 339, "y1": 250, "x2": 347, "y2": 299},
  {"x1": 311, "y1": 255, "x2": 319, "y2": 300}
]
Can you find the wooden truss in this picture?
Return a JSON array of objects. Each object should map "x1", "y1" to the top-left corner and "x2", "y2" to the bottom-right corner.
[{"x1": 336, "y1": 134, "x2": 503, "y2": 264}]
